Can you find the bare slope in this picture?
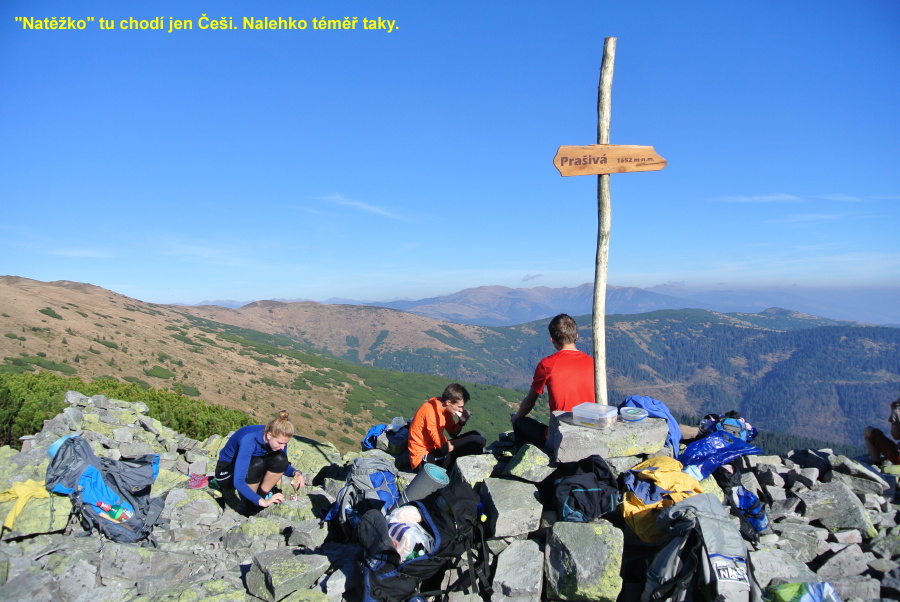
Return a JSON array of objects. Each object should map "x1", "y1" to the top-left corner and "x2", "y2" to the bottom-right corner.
[{"x1": 0, "y1": 277, "x2": 383, "y2": 447}]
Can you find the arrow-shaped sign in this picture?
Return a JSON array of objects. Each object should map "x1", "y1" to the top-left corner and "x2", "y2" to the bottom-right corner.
[{"x1": 554, "y1": 144, "x2": 667, "y2": 176}]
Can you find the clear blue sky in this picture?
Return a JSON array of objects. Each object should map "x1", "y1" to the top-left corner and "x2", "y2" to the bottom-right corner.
[{"x1": 2, "y1": 0, "x2": 898, "y2": 305}]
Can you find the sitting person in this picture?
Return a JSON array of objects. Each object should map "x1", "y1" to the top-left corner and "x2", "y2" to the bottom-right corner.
[
  {"x1": 408, "y1": 383, "x2": 486, "y2": 471},
  {"x1": 510, "y1": 313, "x2": 595, "y2": 450},
  {"x1": 864, "y1": 397, "x2": 900, "y2": 466},
  {"x1": 214, "y1": 410, "x2": 305, "y2": 509}
]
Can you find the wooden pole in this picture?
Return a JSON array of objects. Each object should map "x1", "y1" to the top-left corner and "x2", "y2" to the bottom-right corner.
[{"x1": 593, "y1": 36, "x2": 616, "y2": 406}]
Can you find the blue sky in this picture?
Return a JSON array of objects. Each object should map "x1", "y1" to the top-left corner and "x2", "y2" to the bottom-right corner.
[{"x1": 2, "y1": 0, "x2": 898, "y2": 305}]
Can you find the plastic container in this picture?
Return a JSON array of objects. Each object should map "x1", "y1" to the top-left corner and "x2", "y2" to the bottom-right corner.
[
  {"x1": 572, "y1": 403, "x2": 617, "y2": 428},
  {"x1": 620, "y1": 407, "x2": 649, "y2": 422}
]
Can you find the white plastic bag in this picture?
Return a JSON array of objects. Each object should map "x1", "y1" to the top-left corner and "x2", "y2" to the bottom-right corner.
[{"x1": 387, "y1": 520, "x2": 434, "y2": 559}]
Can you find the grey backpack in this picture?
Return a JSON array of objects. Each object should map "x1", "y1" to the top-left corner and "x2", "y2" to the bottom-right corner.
[
  {"x1": 324, "y1": 456, "x2": 401, "y2": 540},
  {"x1": 642, "y1": 493, "x2": 762, "y2": 602},
  {"x1": 46, "y1": 434, "x2": 165, "y2": 545}
]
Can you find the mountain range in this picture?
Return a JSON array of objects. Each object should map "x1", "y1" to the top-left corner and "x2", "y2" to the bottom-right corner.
[
  {"x1": 2, "y1": 276, "x2": 897, "y2": 451},
  {"x1": 197, "y1": 282, "x2": 900, "y2": 326}
]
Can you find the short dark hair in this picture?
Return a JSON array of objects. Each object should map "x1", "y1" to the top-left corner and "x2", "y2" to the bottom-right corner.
[
  {"x1": 440, "y1": 383, "x2": 470, "y2": 404},
  {"x1": 549, "y1": 314, "x2": 578, "y2": 345}
]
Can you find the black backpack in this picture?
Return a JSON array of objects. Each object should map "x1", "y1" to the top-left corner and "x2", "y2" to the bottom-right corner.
[
  {"x1": 553, "y1": 455, "x2": 621, "y2": 522},
  {"x1": 358, "y1": 479, "x2": 492, "y2": 602},
  {"x1": 45, "y1": 434, "x2": 165, "y2": 545}
]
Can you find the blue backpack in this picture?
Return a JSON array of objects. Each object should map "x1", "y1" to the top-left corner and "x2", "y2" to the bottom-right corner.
[
  {"x1": 45, "y1": 434, "x2": 165, "y2": 544},
  {"x1": 325, "y1": 456, "x2": 401, "y2": 541}
]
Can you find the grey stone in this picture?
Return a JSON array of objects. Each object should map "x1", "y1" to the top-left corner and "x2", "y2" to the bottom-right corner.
[
  {"x1": 829, "y1": 529, "x2": 863, "y2": 545},
  {"x1": 547, "y1": 412, "x2": 668, "y2": 463},
  {"x1": 544, "y1": 520, "x2": 623, "y2": 601},
  {"x1": 287, "y1": 519, "x2": 328, "y2": 549},
  {"x1": 492, "y1": 539, "x2": 544, "y2": 602},
  {"x1": 61, "y1": 406, "x2": 84, "y2": 431},
  {"x1": 756, "y1": 466, "x2": 786, "y2": 489},
  {"x1": 883, "y1": 567, "x2": 900, "y2": 598},
  {"x1": 816, "y1": 543, "x2": 868, "y2": 580},
  {"x1": 799, "y1": 481, "x2": 877, "y2": 538},
  {"x1": 828, "y1": 575, "x2": 880, "y2": 600},
  {"x1": 455, "y1": 454, "x2": 499, "y2": 490},
  {"x1": 502, "y1": 444, "x2": 554, "y2": 483},
  {"x1": 480, "y1": 478, "x2": 542, "y2": 538},
  {"x1": 112, "y1": 427, "x2": 134, "y2": 444},
  {"x1": 750, "y1": 547, "x2": 820, "y2": 589},
  {"x1": 771, "y1": 523, "x2": 825, "y2": 563},
  {"x1": 119, "y1": 441, "x2": 155, "y2": 457},
  {"x1": 834, "y1": 472, "x2": 888, "y2": 497},
  {"x1": 604, "y1": 455, "x2": 643, "y2": 474},
  {"x1": 245, "y1": 548, "x2": 330, "y2": 602}
]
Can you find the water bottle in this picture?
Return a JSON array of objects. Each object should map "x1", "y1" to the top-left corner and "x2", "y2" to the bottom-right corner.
[{"x1": 96, "y1": 501, "x2": 132, "y2": 521}]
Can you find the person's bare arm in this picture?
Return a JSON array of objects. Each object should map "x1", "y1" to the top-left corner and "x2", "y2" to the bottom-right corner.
[{"x1": 511, "y1": 388, "x2": 539, "y2": 424}]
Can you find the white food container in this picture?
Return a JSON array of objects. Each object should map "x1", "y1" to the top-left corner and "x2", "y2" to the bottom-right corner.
[{"x1": 572, "y1": 403, "x2": 618, "y2": 429}]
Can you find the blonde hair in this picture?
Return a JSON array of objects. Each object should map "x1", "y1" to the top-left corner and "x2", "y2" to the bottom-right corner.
[{"x1": 265, "y1": 410, "x2": 295, "y2": 438}]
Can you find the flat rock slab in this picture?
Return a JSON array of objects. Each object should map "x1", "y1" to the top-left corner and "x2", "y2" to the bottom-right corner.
[{"x1": 547, "y1": 412, "x2": 668, "y2": 464}]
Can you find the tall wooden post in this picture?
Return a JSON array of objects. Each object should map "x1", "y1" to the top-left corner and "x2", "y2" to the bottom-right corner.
[
  {"x1": 593, "y1": 37, "x2": 616, "y2": 406},
  {"x1": 553, "y1": 37, "x2": 665, "y2": 405}
]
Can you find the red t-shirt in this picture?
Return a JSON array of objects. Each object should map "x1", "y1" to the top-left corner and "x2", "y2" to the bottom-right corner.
[{"x1": 531, "y1": 350, "x2": 595, "y2": 412}]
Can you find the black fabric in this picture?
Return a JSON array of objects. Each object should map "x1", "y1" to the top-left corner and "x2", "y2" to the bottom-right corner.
[
  {"x1": 359, "y1": 480, "x2": 492, "y2": 602},
  {"x1": 214, "y1": 450, "x2": 288, "y2": 485},
  {"x1": 512, "y1": 415, "x2": 548, "y2": 450},
  {"x1": 553, "y1": 455, "x2": 620, "y2": 522}
]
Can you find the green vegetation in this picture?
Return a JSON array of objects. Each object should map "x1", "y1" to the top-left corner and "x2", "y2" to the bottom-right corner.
[
  {"x1": 0, "y1": 372, "x2": 250, "y2": 446},
  {"x1": 144, "y1": 365, "x2": 176, "y2": 379},
  {"x1": 38, "y1": 307, "x2": 63, "y2": 320},
  {"x1": 5, "y1": 333, "x2": 25, "y2": 341},
  {"x1": 171, "y1": 334, "x2": 200, "y2": 346},
  {"x1": 96, "y1": 340, "x2": 119, "y2": 349},
  {"x1": 2, "y1": 355, "x2": 76, "y2": 375},
  {"x1": 123, "y1": 376, "x2": 151, "y2": 389}
]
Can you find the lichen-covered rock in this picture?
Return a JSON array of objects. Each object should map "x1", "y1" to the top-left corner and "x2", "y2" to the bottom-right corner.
[
  {"x1": 544, "y1": 520, "x2": 623, "y2": 601},
  {"x1": 245, "y1": 548, "x2": 330, "y2": 602},
  {"x1": 503, "y1": 444, "x2": 554, "y2": 483}
]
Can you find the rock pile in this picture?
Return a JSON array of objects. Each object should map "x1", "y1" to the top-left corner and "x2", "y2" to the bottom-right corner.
[{"x1": 0, "y1": 392, "x2": 898, "y2": 601}]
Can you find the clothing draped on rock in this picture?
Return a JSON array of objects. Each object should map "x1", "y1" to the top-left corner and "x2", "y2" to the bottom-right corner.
[
  {"x1": 620, "y1": 456, "x2": 703, "y2": 544},
  {"x1": 0, "y1": 479, "x2": 50, "y2": 531}
]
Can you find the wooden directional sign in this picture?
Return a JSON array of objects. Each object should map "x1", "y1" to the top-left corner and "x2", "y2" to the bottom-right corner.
[{"x1": 554, "y1": 144, "x2": 667, "y2": 176}]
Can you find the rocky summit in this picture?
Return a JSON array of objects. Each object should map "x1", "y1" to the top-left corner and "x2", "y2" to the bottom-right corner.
[{"x1": 1, "y1": 392, "x2": 899, "y2": 601}]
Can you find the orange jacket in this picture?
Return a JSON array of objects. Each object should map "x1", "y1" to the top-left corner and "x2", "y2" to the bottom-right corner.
[{"x1": 408, "y1": 397, "x2": 463, "y2": 470}]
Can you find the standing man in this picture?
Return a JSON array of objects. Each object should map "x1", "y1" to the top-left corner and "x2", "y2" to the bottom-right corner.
[{"x1": 510, "y1": 314, "x2": 595, "y2": 449}]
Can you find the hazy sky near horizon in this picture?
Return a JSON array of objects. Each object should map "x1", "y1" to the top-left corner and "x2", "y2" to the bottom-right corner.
[{"x1": 2, "y1": 1, "x2": 898, "y2": 304}]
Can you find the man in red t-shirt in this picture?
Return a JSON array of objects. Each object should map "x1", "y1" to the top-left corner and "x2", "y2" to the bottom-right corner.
[{"x1": 510, "y1": 314, "x2": 595, "y2": 449}]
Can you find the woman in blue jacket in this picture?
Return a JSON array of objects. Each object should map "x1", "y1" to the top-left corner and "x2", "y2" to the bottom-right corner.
[{"x1": 214, "y1": 411, "x2": 305, "y2": 508}]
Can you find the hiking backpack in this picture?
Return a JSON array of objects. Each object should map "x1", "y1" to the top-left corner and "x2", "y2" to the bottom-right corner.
[
  {"x1": 358, "y1": 479, "x2": 492, "y2": 602},
  {"x1": 325, "y1": 456, "x2": 402, "y2": 541},
  {"x1": 698, "y1": 411, "x2": 758, "y2": 443},
  {"x1": 553, "y1": 455, "x2": 621, "y2": 522},
  {"x1": 45, "y1": 434, "x2": 165, "y2": 545},
  {"x1": 642, "y1": 493, "x2": 762, "y2": 602}
]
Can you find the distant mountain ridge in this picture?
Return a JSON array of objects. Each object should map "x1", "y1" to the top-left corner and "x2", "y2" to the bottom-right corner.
[{"x1": 185, "y1": 283, "x2": 900, "y2": 326}]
